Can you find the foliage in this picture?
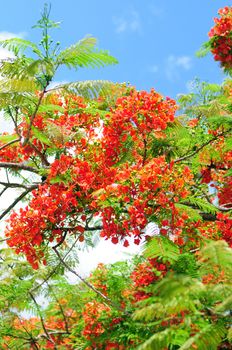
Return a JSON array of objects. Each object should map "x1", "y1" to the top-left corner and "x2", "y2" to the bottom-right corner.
[{"x1": 0, "y1": 4, "x2": 231, "y2": 350}]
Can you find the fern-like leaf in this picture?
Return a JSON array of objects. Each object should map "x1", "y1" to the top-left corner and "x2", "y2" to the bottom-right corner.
[
  {"x1": 143, "y1": 236, "x2": 180, "y2": 262},
  {"x1": 179, "y1": 323, "x2": 226, "y2": 350},
  {"x1": 0, "y1": 78, "x2": 37, "y2": 93},
  {"x1": 198, "y1": 240, "x2": 232, "y2": 280},
  {"x1": 137, "y1": 328, "x2": 172, "y2": 350},
  {"x1": 181, "y1": 196, "x2": 218, "y2": 214},
  {"x1": 196, "y1": 41, "x2": 212, "y2": 58},
  {"x1": 56, "y1": 36, "x2": 118, "y2": 69},
  {"x1": 51, "y1": 79, "x2": 118, "y2": 99},
  {"x1": 0, "y1": 38, "x2": 42, "y2": 57},
  {"x1": 175, "y1": 203, "x2": 202, "y2": 222}
]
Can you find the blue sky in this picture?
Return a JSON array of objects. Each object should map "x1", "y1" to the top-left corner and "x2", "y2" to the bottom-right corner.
[{"x1": 0, "y1": 0, "x2": 230, "y2": 99}]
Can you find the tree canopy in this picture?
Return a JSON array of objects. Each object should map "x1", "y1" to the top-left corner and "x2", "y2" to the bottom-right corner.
[{"x1": 0, "y1": 4, "x2": 231, "y2": 350}]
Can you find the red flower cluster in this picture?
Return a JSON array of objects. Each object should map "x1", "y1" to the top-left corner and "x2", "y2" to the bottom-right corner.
[
  {"x1": 99, "y1": 159, "x2": 193, "y2": 246},
  {"x1": 82, "y1": 301, "x2": 111, "y2": 339},
  {"x1": 5, "y1": 183, "x2": 80, "y2": 268},
  {"x1": 208, "y1": 6, "x2": 232, "y2": 69},
  {"x1": 216, "y1": 213, "x2": 232, "y2": 247},
  {"x1": 130, "y1": 258, "x2": 167, "y2": 301}
]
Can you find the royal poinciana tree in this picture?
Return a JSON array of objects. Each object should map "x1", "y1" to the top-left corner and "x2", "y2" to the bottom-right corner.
[{"x1": 0, "y1": 4, "x2": 231, "y2": 350}]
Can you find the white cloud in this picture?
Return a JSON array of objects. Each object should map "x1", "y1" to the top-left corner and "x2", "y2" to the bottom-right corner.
[
  {"x1": 175, "y1": 56, "x2": 192, "y2": 70},
  {"x1": 0, "y1": 31, "x2": 24, "y2": 41},
  {"x1": 165, "y1": 55, "x2": 192, "y2": 81},
  {"x1": 0, "y1": 48, "x2": 14, "y2": 60},
  {"x1": 113, "y1": 10, "x2": 141, "y2": 34},
  {"x1": 74, "y1": 222, "x2": 160, "y2": 277},
  {"x1": 0, "y1": 31, "x2": 25, "y2": 61},
  {"x1": 47, "y1": 80, "x2": 69, "y2": 90},
  {"x1": 0, "y1": 113, "x2": 15, "y2": 133},
  {"x1": 148, "y1": 64, "x2": 159, "y2": 73}
]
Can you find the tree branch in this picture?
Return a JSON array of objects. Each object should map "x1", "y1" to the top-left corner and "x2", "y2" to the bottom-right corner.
[
  {"x1": 142, "y1": 138, "x2": 147, "y2": 166},
  {"x1": 22, "y1": 86, "x2": 49, "y2": 146},
  {"x1": 28, "y1": 142, "x2": 50, "y2": 167},
  {"x1": 53, "y1": 246, "x2": 125, "y2": 313},
  {"x1": 174, "y1": 128, "x2": 232, "y2": 164},
  {"x1": 0, "y1": 181, "x2": 38, "y2": 190},
  {"x1": 0, "y1": 138, "x2": 20, "y2": 151},
  {"x1": 31, "y1": 236, "x2": 81, "y2": 293},
  {"x1": 0, "y1": 187, "x2": 7, "y2": 197},
  {"x1": 0, "y1": 188, "x2": 33, "y2": 221},
  {"x1": 47, "y1": 283, "x2": 70, "y2": 334},
  {"x1": 52, "y1": 231, "x2": 68, "y2": 249},
  {"x1": 0, "y1": 162, "x2": 39, "y2": 173},
  {"x1": 28, "y1": 291, "x2": 56, "y2": 347}
]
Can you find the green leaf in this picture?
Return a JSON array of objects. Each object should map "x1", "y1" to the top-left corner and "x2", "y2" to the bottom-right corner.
[
  {"x1": 181, "y1": 197, "x2": 218, "y2": 214},
  {"x1": 175, "y1": 203, "x2": 202, "y2": 221},
  {"x1": 179, "y1": 323, "x2": 226, "y2": 350},
  {"x1": 196, "y1": 41, "x2": 211, "y2": 58},
  {"x1": 31, "y1": 126, "x2": 51, "y2": 145},
  {"x1": 143, "y1": 236, "x2": 180, "y2": 262},
  {"x1": 52, "y1": 79, "x2": 118, "y2": 99},
  {"x1": 225, "y1": 168, "x2": 232, "y2": 176},
  {"x1": 0, "y1": 134, "x2": 18, "y2": 143},
  {"x1": 56, "y1": 36, "x2": 118, "y2": 70},
  {"x1": 214, "y1": 294, "x2": 232, "y2": 313},
  {"x1": 0, "y1": 78, "x2": 37, "y2": 93},
  {"x1": 38, "y1": 103, "x2": 64, "y2": 113},
  {"x1": 198, "y1": 240, "x2": 232, "y2": 280},
  {"x1": 0, "y1": 38, "x2": 42, "y2": 57},
  {"x1": 137, "y1": 328, "x2": 172, "y2": 350}
]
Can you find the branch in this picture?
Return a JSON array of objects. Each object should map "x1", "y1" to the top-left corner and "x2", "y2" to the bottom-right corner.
[
  {"x1": 7, "y1": 106, "x2": 21, "y2": 138},
  {"x1": 0, "y1": 162, "x2": 39, "y2": 173},
  {"x1": 200, "y1": 212, "x2": 217, "y2": 221},
  {"x1": 59, "y1": 225, "x2": 103, "y2": 232},
  {"x1": 0, "y1": 182, "x2": 38, "y2": 190},
  {"x1": 85, "y1": 224, "x2": 103, "y2": 231},
  {"x1": 1, "y1": 333, "x2": 30, "y2": 341},
  {"x1": 0, "y1": 188, "x2": 33, "y2": 221},
  {"x1": 28, "y1": 291, "x2": 56, "y2": 347},
  {"x1": 53, "y1": 246, "x2": 125, "y2": 313},
  {"x1": 142, "y1": 138, "x2": 147, "y2": 166},
  {"x1": 0, "y1": 187, "x2": 7, "y2": 197},
  {"x1": 22, "y1": 86, "x2": 49, "y2": 146},
  {"x1": 15, "y1": 315, "x2": 40, "y2": 350},
  {"x1": 38, "y1": 330, "x2": 70, "y2": 340},
  {"x1": 174, "y1": 128, "x2": 232, "y2": 164},
  {"x1": 0, "y1": 138, "x2": 20, "y2": 151},
  {"x1": 47, "y1": 283, "x2": 70, "y2": 334},
  {"x1": 52, "y1": 231, "x2": 68, "y2": 249},
  {"x1": 28, "y1": 142, "x2": 50, "y2": 166},
  {"x1": 31, "y1": 236, "x2": 81, "y2": 292}
]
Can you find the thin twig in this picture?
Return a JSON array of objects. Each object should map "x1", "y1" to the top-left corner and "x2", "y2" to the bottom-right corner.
[
  {"x1": 53, "y1": 246, "x2": 125, "y2": 313},
  {"x1": 52, "y1": 231, "x2": 68, "y2": 249},
  {"x1": 29, "y1": 142, "x2": 50, "y2": 166},
  {"x1": 0, "y1": 138, "x2": 21, "y2": 151},
  {"x1": 174, "y1": 128, "x2": 232, "y2": 164},
  {"x1": 0, "y1": 188, "x2": 33, "y2": 221},
  {"x1": 142, "y1": 138, "x2": 147, "y2": 166},
  {"x1": 29, "y1": 291, "x2": 56, "y2": 347},
  {"x1": 22, "y1": 86, "x2": 48, "y2": 146},
  {"x1": 31, "y1": 236, "x2": 81, "y2": 292},
  {"x1": 46, "y1": 283, "x2": 70, "y2": 334},
  {"x1": 7, "y1": 106, "x2": 21, "y2": 138},
  {"x1": 0, "y1": 187, "x2": 7, "y2": 197}
]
